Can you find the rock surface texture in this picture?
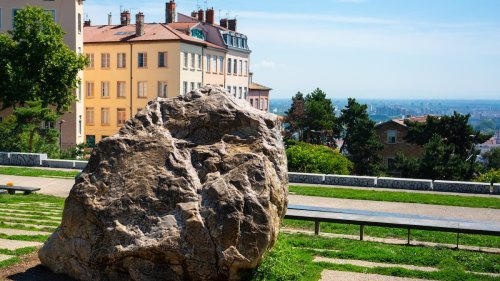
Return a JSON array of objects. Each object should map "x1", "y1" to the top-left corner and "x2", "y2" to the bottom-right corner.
[{"x1": 39, "y1": 86, "x2": 288, "y2": 281}]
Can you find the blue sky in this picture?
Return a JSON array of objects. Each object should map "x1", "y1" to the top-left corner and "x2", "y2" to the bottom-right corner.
[{"x1": 85, "y1": 0, "x2": 500, "y2": 99}]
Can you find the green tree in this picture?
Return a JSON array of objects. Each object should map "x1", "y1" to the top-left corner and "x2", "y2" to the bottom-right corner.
[
  {"x1": 338, "y1": 98, "x2": 383, "y2": 176},
  {"x1": 483, "y1": 148, "x2": 500, "y2": 170},
  {"x1": 284, "y1": 92, "x2": 306, "y2": 141},
  {"x1": 303, "y1": 89, "x2": 338, "y2": 146},
  {"x1": 395, "y1": 112, "x2": 490, "y2": 180},
  {"x1": 0, "y1": 6, "x2": 87, "y2": 113}
]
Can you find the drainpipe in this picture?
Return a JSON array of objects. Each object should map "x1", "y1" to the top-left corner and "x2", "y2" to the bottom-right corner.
[{"x1": 129, "y1": 43, "x2": 133, "y2": 118}]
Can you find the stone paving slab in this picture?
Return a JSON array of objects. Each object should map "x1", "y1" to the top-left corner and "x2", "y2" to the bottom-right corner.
[
  {"x1": 0, "y1": 228, "x2": 51, "y2": 236},
  {"x1": 0, "y1": 216, "x2": 60, "y2": 224},
  {"x1": 0, "y1": 221, "x2": 55, "y2": 230},
  {"x1": 0, "y1": 254, "x2": 15, "y2": 262},
  {"x1": 314, "y1": 256, "x2": 438, "y2": 272},
  {"x1": 320, "y1": 270, "x2": 429, "y2": 281},
  {"x1": 0, "y1": 238, "x2": 42, "y2": 250}
]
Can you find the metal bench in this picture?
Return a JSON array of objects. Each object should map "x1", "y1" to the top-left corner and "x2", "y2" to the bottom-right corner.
[
  {"x1": 0, "y1": 185, "x2": 41, "y2": 195},
  {"x1": 285, "y1": 204, "x2": 500, "y2": 247}
]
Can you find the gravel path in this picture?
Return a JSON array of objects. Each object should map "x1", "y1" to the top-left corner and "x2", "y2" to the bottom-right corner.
[
  {"x1": 289, "y1": 195, "x2": 500, "y2": 222},
  {"x1": 0, "y1": 175, "x2": 74, "y2": 198},
  {"x1": 314, "y1": 256, "x2": 437, "y2": 272},
  {"x1": 0, "y1": 254, "x2": 15, "y2": 262},
  {"x1": 320, "y1": 270, "x2": 428, "y2": 281}
]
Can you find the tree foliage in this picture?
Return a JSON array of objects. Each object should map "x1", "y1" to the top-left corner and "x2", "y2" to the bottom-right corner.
[
  {"x1": 0, "y1": 6, "x2": 87, "y2": 113},
  {"x1": 395, "y1": 112, "x2": 491, "y2": 180},
  {"x1": 476, "y1": 169, "x2": 500, "y2": 184},
  {"x1": 284, "y1": 89, "x2": 338, "y2": 146},
  {"x1": 338, "y1": 98, "x2": 384, "y2": 176},
  {"x1": 482, "y1": 148, "x2": 500, "y2": 170},
  {"x1": 286, "y1": 141, "x2": 352, "y2": 175}
]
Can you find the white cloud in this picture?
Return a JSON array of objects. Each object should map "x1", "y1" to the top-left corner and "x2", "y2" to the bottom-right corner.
[{"x1": 253, "y1": 60, "x2": 280, "y2": 70}]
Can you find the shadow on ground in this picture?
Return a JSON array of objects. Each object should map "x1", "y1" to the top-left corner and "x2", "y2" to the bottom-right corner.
[{"x1": 7, "y1": 265, "x2": 76, "y2": 281}]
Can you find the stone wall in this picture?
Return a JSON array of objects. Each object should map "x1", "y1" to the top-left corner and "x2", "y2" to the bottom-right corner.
[
  {"x1": 433, "y1": 180, "x2": 491, "y2": 194},
  {"x1": 377, "y1": 177, "x2": 432, "y2": 191},
  {"x1": 324, "y1": 175, "x2": 376, "y2": 187},
  {"x1": 2, "y1": 152, "x2": 48, "y2": 167},
  {"x1": 288, "y1": 172, "x2": 325, "y2": 184},
  {"x1": 42, "y1": 160, "x2": 88, "y2": 170},
  {"x1": 492, "y1": 183, "x2": 500, "y2": 195}
]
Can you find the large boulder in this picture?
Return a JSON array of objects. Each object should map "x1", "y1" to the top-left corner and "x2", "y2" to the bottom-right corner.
[{"x1": 39, "y1": 86, "x2": 288, "y2": 281}]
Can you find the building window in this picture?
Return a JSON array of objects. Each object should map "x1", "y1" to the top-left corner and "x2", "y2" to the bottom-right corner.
[
  {"x1": 197, "y1": 54, "x2": 202, "y2": 70},
  {"x1": 45, "y1": 10, "x2": 56, "y2": 21},
  {"x1": 117, "y1": 53, "x2": 126, "y2": 68},
  {"x1": 86, "y1": 53, "x2": 94, "y2": 68},
  {"x1": 158, "y1": 81, "x2": 168, "y2": 97},
  {"x1": 227, "y1": 86, "x2": 231, "y2": 93},
  {"x1": 233, "y1": 86, "x2": 237, "y2": 98},
  {"x1": 183, "y1": 52, "x2": 188, "y2": 69},
  {"x1": 190, "y1": 82, "x2": 195, "y2": 91},
  {"x1": 197, "y1": 82, "x2": 202, "y2": 89},
  {"x1": 244, "y1": 87, "x2": 247, "y2": 100},
  {"x1": 85, "y1": 107, "x2": 94, "y2": 125},
  {"x1": 256, "y1": 98, "x2": 259, "y2": 109},
  {"x1": 86, "y1": 82, "x2": 94, "y2": 98},
  {"x1": 387, "y1": 158, "x2": 396, "y2": 171},
  {"x1": 227, "y1": 58, "x2": 232, "y2": 74},
  {"x1": 86, "y1": 135, "x2": 96, "y2": 148},
  {"x1": 260, "y1": 98, "x2": 265, "y2": 110},
  {"x1": 78, "y1": 13, "x2": 82, "y2": 33},
  {"x1": 117, "y1": 81, "x2": 126, "y2": 98},
  {"x1": 138, "y1": 53, "x2": 147, "y2": 68},
  {"x1": 244, "y1": 61, "x2": 248, "y2": 76},
  {"x1": 101, "y1": 81, "x2": 110, "y2": 98},
  {"x1": 219, "y1": 57, "x2": 224, "y2": 74},
  {"x1": 183, "y1": 81, "x2": 188, "y2": 95},
  {"x1": 117, "y1": 108, "x2": 126, "y2": 126},
  {"x1": 101, "y1": 108, "x2": 110, "y2": 125},
  {"x1": 190, "y1": 53, "x2": 195, "y2": 69},
  {"x1": 158, "y1": 52, "x2": 168, "y2": 67},
  {"x1": 387, "y1": 130, "x2": 397, "y2": 144},
  {"x1": 101, "y1": 53, "x2": 110, "y2": 68},
  {"x1": 206, "y1": 55, "x2": 211, "y2": 72},
  {"x1": 239, "y1": 60, "x2": 243, "y2": 75},
  {"x1": 239, "y1": 87, "x2": 242, "y2": 99},
  {"x1": 212, "y1": 56, "x2": 217, "y2": 73},
  {"x1": 137, "y1": 81, "x2": 147, "y2": 98},
  {"x1": 250, "y1": 99, "x2": 253, "y2": 107},
  {"x1": 233, "y1": 59, "x2": 238, "y2": 75}
]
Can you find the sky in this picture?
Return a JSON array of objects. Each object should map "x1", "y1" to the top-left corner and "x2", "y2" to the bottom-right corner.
[{"x1": 84, "y1": 0, "x2": 500, "y2": 100}]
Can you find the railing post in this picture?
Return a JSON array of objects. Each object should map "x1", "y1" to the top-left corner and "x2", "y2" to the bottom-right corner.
[
  {"x1": 407, "y1": 228, "x2": 411, "y2": 245},
  {"x1": 314, "y1": 221, "x2": 320, "y2": 236},
  {"x1": 360, "y1": 225, "x2": 364, "y2": 241}
]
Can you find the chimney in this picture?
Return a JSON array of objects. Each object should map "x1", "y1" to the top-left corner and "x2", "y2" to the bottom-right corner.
[
  {"x1": 205, "y1": 8, "x2": 215, "y2": 24},
  {"x1": 107, "y1": 13, "x2": 112, "y2": 25},
  {"x1": 197, "y1": 9, "x2": 204, "y2": 22},
  {"x1": 228, "y1": 19, "x2": 237, "y2": 31},
  {"x1": 120, "y1": 10, "x2": 131, "y2": 25},
  {"x1": 165, "y1": 0, "x2": 176, "y2": 24},
  {"x1": 136, "y1": 12, "x2": 145, "y2": 36},
  {"x1": 220, "y1": 18, "x2": 228, "y2": 28},
  {"x1": 191, "y1": 11, "x2": 198, "y2": 18},
  {"x1": 84, "y1": 19, "x2": 91, "y2": 27}
]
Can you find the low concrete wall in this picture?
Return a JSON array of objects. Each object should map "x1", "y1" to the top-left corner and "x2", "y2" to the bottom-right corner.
[
  {"x1": 493, "y1": 183, "x2": 500, "y2": 195},
  {"x1": 42, "y1": 160, "x2": 76, "y2": 169},
  {"x1": 74, "y1": 161, "x2": 88, "y2": 170},
  {"x1": 377, "y1": 177, "x2": 432, "y2": 191},
  {"x1": 324, "y1": 175, "x2": 376, "y2": 187},
  {"x1": 433, "y1": 180, "x2": 491, "y2": 194},
  {"x1": 0, "y1": 153, "x2": 10, "y2": 165},
  {"x1": 7, "y1": 153, "x2": 48, "y2": 167},
  {"x1": 288, "y1": 172, "x2": 325, "y2": 184}
]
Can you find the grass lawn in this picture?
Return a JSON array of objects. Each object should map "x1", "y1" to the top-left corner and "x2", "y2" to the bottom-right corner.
[
  {"x1": 0, "y1": 166, "x2": 79, "y2": 179},
  {"x1": 247, "y1": 233, "x2": 500, "y2": 281},
  {"x1": 290, "y1": 185, "x2": 500, "y2": 209}
]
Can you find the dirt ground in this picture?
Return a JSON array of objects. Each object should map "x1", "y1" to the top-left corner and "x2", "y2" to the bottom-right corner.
[{"x1": 0, "y1": 251, "x2": 75, "y2": 281}]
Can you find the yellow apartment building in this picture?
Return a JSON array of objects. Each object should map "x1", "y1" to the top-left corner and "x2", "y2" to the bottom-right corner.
[
  {"x1": 83, "y1": 12, "x2": 225, "y2": 145},
  {"x1": 0, "y1": 0, "x2": 85, "y2": 148}
]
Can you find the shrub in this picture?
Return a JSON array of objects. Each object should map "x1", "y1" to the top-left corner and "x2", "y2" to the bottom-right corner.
[
  {"x1": 286, "y1": 141, "x2": 352, "y2": 175},
  {"x1": 476, "y1": 169, "x2": 500, "y2": 184}
]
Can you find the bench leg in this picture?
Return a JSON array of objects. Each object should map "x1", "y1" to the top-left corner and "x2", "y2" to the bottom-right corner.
[
  {"x1": 8, "y1": 190, "x2": 15, "y2": 195},
  {"x1": 360, "y1": 225, "x2": 364, "y2": 241},
  {"x1": 407, "y1": 228, "x2": 411, "y2": 245},
  {"x1": 24, "y1": 191, "x2": 32, "y2": 195},
  {"x1": 314, "y1": 221, "x2": 320, "y2": 236}
]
